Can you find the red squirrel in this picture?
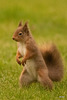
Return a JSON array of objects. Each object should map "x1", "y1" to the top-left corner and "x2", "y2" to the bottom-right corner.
[{"x1": 12, "y1": 21, "x2": 63, "y2": 89}]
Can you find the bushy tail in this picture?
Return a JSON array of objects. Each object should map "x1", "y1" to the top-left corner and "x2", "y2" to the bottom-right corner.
[{"x1": 40, "y1": 43, "x2": 64, "y2": 81}]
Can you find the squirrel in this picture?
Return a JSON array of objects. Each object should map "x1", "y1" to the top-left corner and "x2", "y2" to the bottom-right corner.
[{"x1": 12, "y1": 21, "x2": 63, "y2": 90}]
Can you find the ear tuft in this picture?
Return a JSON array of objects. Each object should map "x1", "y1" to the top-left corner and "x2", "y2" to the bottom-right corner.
[
  {"x1": 23, "y1": 21, "x2": 29, "y2": 35},
  {"x1": 25, "y1": 21, "x2": 28, "y2": 25},
  {"x1": 23, "y1": 21, "x2": 28, "y2": 28},
  {"x1": 18, "y1": 21, "x2": 22, "y2": 27}
]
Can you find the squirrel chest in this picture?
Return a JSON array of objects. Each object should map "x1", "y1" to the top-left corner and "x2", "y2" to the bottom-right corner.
[{"x1": 18, "y1": 43, "x2": 37, "y2": 79}]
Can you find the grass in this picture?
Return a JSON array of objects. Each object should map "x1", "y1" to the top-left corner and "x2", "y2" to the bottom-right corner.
[{"x1": 0, "y1": 0, "x2": 67, "y2": 100}]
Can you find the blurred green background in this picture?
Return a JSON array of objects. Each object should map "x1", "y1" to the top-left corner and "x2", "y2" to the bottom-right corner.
[{"x1": 0, "y1": 0, "x2": 67, "y2": 100}]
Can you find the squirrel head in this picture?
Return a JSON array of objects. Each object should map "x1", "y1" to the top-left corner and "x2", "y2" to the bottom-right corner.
[{"x1": 12, "y1": 21, "x2": 30, "y2": 42}]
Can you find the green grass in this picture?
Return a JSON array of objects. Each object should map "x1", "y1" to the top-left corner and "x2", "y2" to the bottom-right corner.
[{"x1": 0, "y1": 0, "x2": 67, "y2": 100}]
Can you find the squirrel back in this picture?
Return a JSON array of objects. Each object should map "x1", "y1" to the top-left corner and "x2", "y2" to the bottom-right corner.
[{"x1": 40, "y1": 43, "x2": 64, "y2": 81}]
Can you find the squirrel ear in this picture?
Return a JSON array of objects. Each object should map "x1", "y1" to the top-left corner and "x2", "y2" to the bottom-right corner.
[
  {"x1": 24, "y1": 21, "x2": 28, "y2": 28},
  {"x1": 23, "y1": 21, "x2": 29, "y2": 34},
  {"x1": 18, "y1": 21, "x2": 22, "y2": 27}
]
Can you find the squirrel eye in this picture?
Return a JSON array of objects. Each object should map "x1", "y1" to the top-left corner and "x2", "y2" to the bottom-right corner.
[{"x1": 19, "y1": 32, "x2": 22, "y2": 35}]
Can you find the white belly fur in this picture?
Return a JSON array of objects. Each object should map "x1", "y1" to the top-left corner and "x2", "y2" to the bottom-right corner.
[
  {"x1": 18, "y1": 42, "x2": 37, "y2": 79},
  {"x1": 18, "y1": 43, "x2": 26, "y2": 56},
  {"x1": 25, "y1": 59, "x2": 37, "y2": 79}
]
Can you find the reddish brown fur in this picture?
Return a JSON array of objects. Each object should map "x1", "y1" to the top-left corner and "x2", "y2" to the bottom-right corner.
[
  {"x1": 13, "y1": 21, "x2": 53, "y2": 90},
  {"x1": 37, "y1": 68, "x2": 53, "y2": 90},
  {"x1": 16, "y1": 50, "x2": 22, "y2": 65},
  {"x1": 16, "y1": 43, "x2": 64, "y2": 82},
  {"x1": 40, "y1": 44, "x2": 64, "y2": 81}
]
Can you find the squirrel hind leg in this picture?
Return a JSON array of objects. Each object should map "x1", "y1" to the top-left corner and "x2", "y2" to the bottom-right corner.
[
  {"x1": 19, "y1": 68, "x2": 34, "y2": 87},
  {"x1": 37, "y1": 68, "x2": 53, "y2": 90}
]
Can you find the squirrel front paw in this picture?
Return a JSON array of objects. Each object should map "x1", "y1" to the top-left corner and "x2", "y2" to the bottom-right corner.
[
  {"x1": 16, "y1": 59, "x2": 21, "y2": 65},
  {"x1": 22, "y1": 59, "x2": 26, "y2": 66}
]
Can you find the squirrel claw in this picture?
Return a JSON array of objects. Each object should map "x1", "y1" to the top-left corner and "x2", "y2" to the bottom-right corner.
[
  {"x1": 22, "y1": 60, "x2": 26, "y2": 66},
  {"x1": 18, "y1": 61, "x2": 21, "y2": 65},
  {"x1": 16, "y1": 59, "x2": 21, "y2": 65}
]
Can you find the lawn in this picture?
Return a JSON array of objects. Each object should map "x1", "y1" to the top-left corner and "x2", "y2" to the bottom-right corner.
[{"x1": 0, "y1": 0, "x2": 67, "y2": 100}]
